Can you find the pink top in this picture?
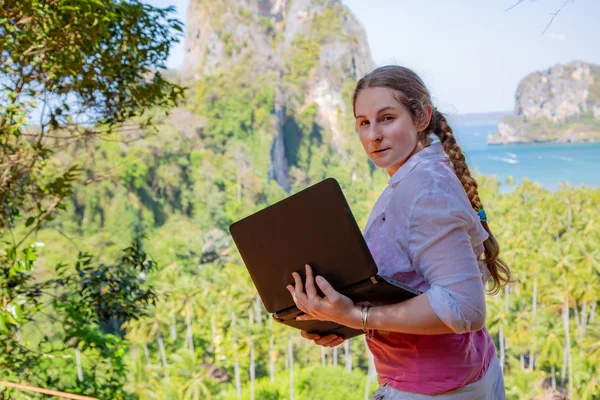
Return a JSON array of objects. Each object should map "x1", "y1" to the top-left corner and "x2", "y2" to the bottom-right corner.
[{"x1": 363, "y1": 143, "x2": 496, "y2": 394}]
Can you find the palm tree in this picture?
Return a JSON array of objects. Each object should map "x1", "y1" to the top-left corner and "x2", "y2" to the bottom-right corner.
[
  {"x1": 344, "y1": 339, "x2": 352, "y2": 372},
  {"x1": 486, "y1": 292, "x2": 508, "y2": 371},
  {"x1": 170, "y1": 350, "x2": 213, "y2": 400},
  {"x1": 537, "y1": 316, "x2": 563, "y2": 390},
  {"x1": 125, "y1": 311, "x2": 171, "y2": 378},
  {"x1": 364, "y1": 342, "x2": 375, "y2": 400},
  {"x1": 168, "y1": 275, "x2": 208, "y2": 358},
  {"x1": 126, "y1": 350, "x2": 164, "y2": 399},
  {"x1": 231, "y1": 311, "x2": 242, "y2": 398},
  {"x1": 269, "y1": 317, "x2": 275, "y2": 382},
  {"x1": 288, "y1": 332, "x2": 294, "y2": 400},
  {"x1": 503, "y1": 356, "x2": 545, "y2": 399}
]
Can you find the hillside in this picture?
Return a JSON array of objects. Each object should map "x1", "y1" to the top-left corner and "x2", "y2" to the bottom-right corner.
[{"x1": 183, "y1": 0, "x2": 374, "y2": 193}]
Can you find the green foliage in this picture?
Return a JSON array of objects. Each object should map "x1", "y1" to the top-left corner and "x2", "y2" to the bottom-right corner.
[
  {"x1": 284, "y1": 103, "x2": 322, "y2": 173},
  {"x1": 259, "y1": 16, "x2": 275, "y2": 37},
  {"x1": 54, "y1": 238, "x2": 158, "y2": 336},
  {"x1": 0, "y1": 0, "x2": 185, "y2": 262},
  {"x1": 283, "y1": 3, "x2": 349, "y2": 95},
  {"x1": 0, "y1": 238, "x2": 159, "y2": 399},
  {"x1": 0, "y1": 243, "x2": 42, "y2": 332},
  {"x1": 520, "y1": 115, "x2": 600, "y2": 143},
  {"x1": 1, "y1": 0, "x2": 184, "y2": 128},
  {"x1": 285, "y1": 35, "x2": 321, "y2": 88},
  {"x1": 295, "y1": 365, "x2": 369, "y2": 399},
  {"x1": 219, "y1": 366, "x2": 370, "y2": 400},
  {"x1": 194, "y1": 66, "x2": 275, "y2": 154},
  {"x1": 237, "y1": 6, "x2": 253, "y2": 23},
  {"x1": 0, "y1": 0, "x2": 183, "y2": 397},
  {"x1": 120, "y1": 150, "x2": 151, "y2": 189},
  {"x1": 311, "y1": 3, "x2": 347, "y2": 43}
]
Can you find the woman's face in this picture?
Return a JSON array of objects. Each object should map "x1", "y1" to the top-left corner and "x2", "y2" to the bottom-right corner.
[{"x1": 354, "y1": 87, "x2": 424, "y2": 177}]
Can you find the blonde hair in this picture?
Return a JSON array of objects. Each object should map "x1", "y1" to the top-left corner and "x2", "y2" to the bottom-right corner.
[{"x1": 353, "y1": 65, "x2": 510, "y2": 294}]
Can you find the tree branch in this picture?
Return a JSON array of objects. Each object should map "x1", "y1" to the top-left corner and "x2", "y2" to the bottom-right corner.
[
  {"x1": 542, "y1": 0, "x2": 575, "y2": 35},
  {"x1": 505, "y1": 0, "x2": 528, "y2": 12},
  {"x1": 14, "y1": 195, "x2": 61, "y2": 249},
  {"x1": 505, "y1": 0, "x2": 575, "y2": 35}
]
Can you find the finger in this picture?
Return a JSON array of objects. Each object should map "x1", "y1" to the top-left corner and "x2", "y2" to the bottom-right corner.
[
  {"x1": 287, "y1": 285, "x2": 309, "y2": 314},
  {"x1": 321, "y1": 337, "x2": 343, "y2": 347},
  {"x1": 301, "y1": 331, "x2": 320, "y2": 341},
  {"x1": 315, "y1": 275, "x2": 338, "y2": 300},
  {"x1": 292, "y1": 272, "x2": 304, "y2": 294},
  {"x1": 286, "y1": 285, "x2": 297, "y2": 302},
  {"x1": 293, "y1": 272, "x2": 313, "y2": 313},
  {"x1": 325, "y1": 337, "x2": 345, "y2": 348},
  {"x1": 304, "y1": 264, "x2": 318, "y2": 299},
  {"x1": 296, "y1": 313, "x2": 318, "y2": 321},
  {"x1": 315, "y1": 334, "x2": 340, "y2": 346}
]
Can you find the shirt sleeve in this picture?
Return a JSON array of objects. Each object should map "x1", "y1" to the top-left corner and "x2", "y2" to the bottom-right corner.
[{"x1": 406, "y1": 185, "x2": 487, "y2": 334}]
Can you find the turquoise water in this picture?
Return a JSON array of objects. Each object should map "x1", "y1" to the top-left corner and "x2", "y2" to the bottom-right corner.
[{"x1": 453, "y1": 124, "x2": 600, "y2": 192}]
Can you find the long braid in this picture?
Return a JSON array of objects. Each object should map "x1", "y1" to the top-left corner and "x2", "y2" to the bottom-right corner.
[
  {"x1": 429, "y1": 111, "x2": 511, "y2": 294},
  {"x1": 427, "y1": 112, "x2": 482, "y2": 211}
]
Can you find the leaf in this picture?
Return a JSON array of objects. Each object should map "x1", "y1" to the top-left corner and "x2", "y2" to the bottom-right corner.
[
  {"x1": 14, "y1": 305, "x2": 23, "y2": 322},
  {"x1": 25, "y1": 217, "x2": 36, "y2": 227},
  {"x1": 7, "y1": 247, "x2": 16, "y2": 260},
  {"x1": 26, "y1": 249, "x2": 37, "y2": 261}
]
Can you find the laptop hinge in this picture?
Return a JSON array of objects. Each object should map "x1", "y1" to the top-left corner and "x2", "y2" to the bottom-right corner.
[{"x1": 370, "y1": 276, "x2": 378, "y2": 284}]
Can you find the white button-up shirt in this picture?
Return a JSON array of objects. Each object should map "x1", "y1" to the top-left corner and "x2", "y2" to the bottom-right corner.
[{"x1": 363, "y1": 142, "x2": 491, "y2": 333}]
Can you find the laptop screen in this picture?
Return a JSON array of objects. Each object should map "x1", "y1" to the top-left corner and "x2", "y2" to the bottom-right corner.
[{"x1": 229, "y1": 178, "x2": 379, "y2": 313}]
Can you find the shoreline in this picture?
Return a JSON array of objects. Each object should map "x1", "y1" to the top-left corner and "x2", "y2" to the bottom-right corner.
[{"x1": 487, "y1": 138, "x2": 599, "y2": 146}]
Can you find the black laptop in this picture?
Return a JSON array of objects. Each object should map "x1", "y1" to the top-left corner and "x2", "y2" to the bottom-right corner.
[{"x1": 228, "y1": 177, "x2": 421, "y2": 339}]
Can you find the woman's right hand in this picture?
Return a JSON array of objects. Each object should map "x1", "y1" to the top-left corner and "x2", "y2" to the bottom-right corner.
[{"x1": 301, "y1": 331, "x2": 344, "y2": 347}]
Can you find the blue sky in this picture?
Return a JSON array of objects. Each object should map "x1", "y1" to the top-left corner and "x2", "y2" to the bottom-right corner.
[{"x1": 144, "y1": 0, "x2": 600, "y2": 114}]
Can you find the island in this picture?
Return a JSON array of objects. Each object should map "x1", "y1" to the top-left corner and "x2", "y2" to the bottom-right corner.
[{"x1": 488, "y1": 61, "x2": 600, "y2": 145}]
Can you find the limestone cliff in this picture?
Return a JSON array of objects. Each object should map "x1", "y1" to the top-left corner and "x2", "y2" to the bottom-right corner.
[
  {"x1": 183, "y1": 0, "x2": 374, "y2": 191},
  {"x1": 489, "y1": 61, "x2": 600, "y2": 145}
]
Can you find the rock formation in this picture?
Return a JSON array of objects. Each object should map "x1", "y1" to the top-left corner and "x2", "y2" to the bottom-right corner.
[
  {"x1": 184, "y1": 0, "x2": 374, "y2": 191},
  {"x1": 489, "y1": 61, "x2": 600, "y2": 145}
]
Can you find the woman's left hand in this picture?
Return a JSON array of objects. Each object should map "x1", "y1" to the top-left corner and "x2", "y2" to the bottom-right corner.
[{"x1": 286, "y1": 264, "x2": 360, "y2": 329}]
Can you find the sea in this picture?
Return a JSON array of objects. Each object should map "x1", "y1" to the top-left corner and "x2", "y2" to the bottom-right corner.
[{"x1": 453, "y1": 123, "x2": 600, "y2": 192}]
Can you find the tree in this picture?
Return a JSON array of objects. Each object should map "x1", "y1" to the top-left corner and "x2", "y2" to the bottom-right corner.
[
  {"x1": 0, "y1": 238, "x2": 160, "y2": 399},
  {"x1": 1, "y1": 0, "x2": 184, "y2": 245},
  {"x1": 538, "y1": 316, "x2": 564, "y2": 390},
  {"x1": 1, "y1": 0, "x2": 183, "y2": 396}
]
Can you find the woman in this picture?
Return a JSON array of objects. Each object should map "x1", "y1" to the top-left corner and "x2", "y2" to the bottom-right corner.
[{"x1": 286, "y1": 66, "x2": 510, "y2": 399}]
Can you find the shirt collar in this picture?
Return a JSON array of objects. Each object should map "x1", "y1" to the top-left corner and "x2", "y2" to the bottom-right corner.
[{"x1": 387, "y1": 142, "x2": 448, "y2": 187}]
